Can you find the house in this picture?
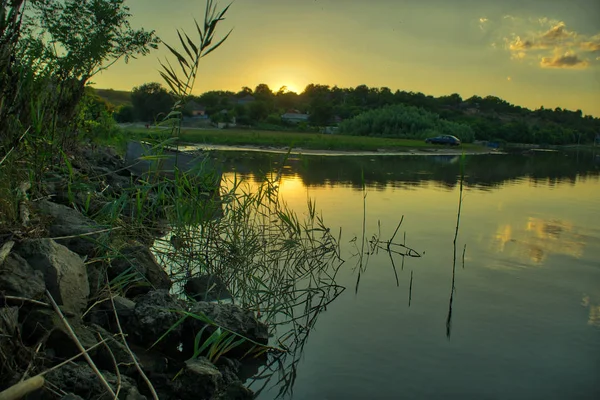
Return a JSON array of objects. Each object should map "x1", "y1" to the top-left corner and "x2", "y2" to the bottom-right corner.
[
  {"x1": 185, "y1": 101, "x2": 207, "y2": 117},
  {"x1": 281, "y1": 110, "x2": 309, "y2": 124}
]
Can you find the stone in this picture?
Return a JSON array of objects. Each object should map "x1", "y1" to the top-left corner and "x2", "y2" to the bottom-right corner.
[
  {"x1": 127, "y1": 290, "x2": 185, "y2": 352},
  {"x1": 17, "y1": 239, "x2": 89, "y2": 314},
  {"x1": 21, "y1": 308, "x2": 98, "y2": 359},
  {"x1": 109, "y1": 246, "x2": 171, "y2": 297},
  {"x1": 0, "y1": 252, "x2": 46, "y2": 299},
  {"x1": 173, "y1": 358, "x2": 223, "y2": 400},
  {"x1": 37, "y1": 200, "x2": 103, "y2": 257},
  {"x1": 184, "y1": 274, "x2": 232, "y2": 302},
  {"x1": 46, "y1": 362, "x2": 146, "y2": 400},
  {"x1": 86, "y1": 295, "x2": 136, "y2": 333}
]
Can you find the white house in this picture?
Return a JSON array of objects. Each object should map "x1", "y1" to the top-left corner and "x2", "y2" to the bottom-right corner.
[{"x1": 281, "y1": 112, "x2": 309, "y2": 124}]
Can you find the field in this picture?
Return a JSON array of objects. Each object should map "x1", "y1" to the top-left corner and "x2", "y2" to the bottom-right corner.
[{"x1": 121, "y1": 127, "x2": 485, "y2": 152}]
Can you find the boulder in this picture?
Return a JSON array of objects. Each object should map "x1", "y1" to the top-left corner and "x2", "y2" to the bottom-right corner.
[
  {"x1": 17, "y1": 239, "x2": 89, "y2": 314},
  {"x1": 185, "y1": 302, "x2": 269, "y2": 357},
  {"x1": 37, "y1": 200, "x2": 103, "y2": 257},
  {"x1": 184, "y1": 274, "x2": 232, "y2": 302},
  {"x1": 46, "y1": 362, "x2": 146, "y2": 400},
  {"x1": 0, "y1": 252, "x2": 46, "y2": 299},
  {"x1": 173, "y1": 358, "x2": 223, "y2": 400},
  {"x1": 109, "y1": 246, "x2": 171, "y2": 297},
  {"x1": 127, "y1": 290, "x2": 185, "y2": 352},
  {"x1": 86, "y1": 296, "x2": 135, "y2": 333},
  {"x1": 21, "y1": 308, "x2": 98, "y2": 359}
]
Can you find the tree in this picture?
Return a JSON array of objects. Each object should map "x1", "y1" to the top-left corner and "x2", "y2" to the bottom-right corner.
[
  {"x1": 22, "y1": 0, "x2": 159, "y2": 92},
  {"x1": 131, "y1": 82, "x2": 174, "y2": 122}
]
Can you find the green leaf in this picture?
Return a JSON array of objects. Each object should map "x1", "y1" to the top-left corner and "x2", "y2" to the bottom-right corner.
[{"x1": 201, "y1": 29, "x2": 232, "y2": 58}]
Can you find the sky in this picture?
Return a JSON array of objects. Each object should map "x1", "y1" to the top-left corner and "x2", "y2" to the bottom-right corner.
[{"x1": 92, "y1": 0, "x2": 600, "y2": 116}]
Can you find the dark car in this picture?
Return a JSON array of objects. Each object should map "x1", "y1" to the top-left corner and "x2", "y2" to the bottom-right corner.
[{"x1": 425, "y1": 135, "x2": 461, "y2": 146}]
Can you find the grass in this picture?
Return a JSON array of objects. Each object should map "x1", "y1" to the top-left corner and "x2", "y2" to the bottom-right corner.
[{"x1": 120, "y1": 127, "x2": 486, "y2": 152}]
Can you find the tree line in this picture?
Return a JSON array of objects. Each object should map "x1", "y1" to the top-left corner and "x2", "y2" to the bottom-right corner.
[{"x1": 106, "y1": 81, "x2": 600, "y2": 145}]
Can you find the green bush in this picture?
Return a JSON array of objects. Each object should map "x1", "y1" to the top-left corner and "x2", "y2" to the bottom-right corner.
[{"x1": 339, "y1": 104, "x2": 474, "y2": 142}]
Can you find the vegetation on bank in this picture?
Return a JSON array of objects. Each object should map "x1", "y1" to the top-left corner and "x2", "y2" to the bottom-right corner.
[
  {"x1": 338, "y1": 104, "x2": 475, "y2": 142},
  {"x1": 98, "y1": 82, "x2": 600, "y2": 147},
  {"x1": 120, "y1": 127, "x2": 484, "y2": 152},
  {"x1": 0, "y1": 1, "x2": 347, "y2": 398}
]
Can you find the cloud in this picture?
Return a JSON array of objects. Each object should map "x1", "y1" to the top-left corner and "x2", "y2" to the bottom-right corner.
[
  {"x1": 540, "y1": 52, "x2": 589, "y2": 69},
  {"x1": 500, "y1": 19, "x2": 599, "y2": 69},
  {"x1": 478, "y1": 17, "x2": 489, "y2": 31}
]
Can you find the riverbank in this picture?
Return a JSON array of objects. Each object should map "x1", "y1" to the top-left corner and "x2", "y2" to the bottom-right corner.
[
  {"x1": 0, "y1": 144, "x2": 262, "y2": 399},
  {"x1": 120, "y1": 126, "x2": 488, "y2": 154}
]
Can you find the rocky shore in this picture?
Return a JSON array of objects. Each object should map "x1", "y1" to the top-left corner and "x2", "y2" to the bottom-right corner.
[{"x1": 0, "y1": 144, "x2": 265, "y2": 399}]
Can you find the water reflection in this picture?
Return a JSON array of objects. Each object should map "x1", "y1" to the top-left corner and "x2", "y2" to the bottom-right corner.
[
  {"x1": 582, "y1": 294, "x2": 600, "y2": 327},
  {"x1": 213, "y1": 151, "x2": 600, "y2": 191},
  {"x1": 492, "y1": 217, "x2": 586, "y2": 266}
]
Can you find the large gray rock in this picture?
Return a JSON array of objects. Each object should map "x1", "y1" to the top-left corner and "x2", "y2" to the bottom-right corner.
[
  {"x1": 17, "y1": 239, "x2": 89, "y2": 314},
  {"x1": 86, "y1": 295, "x2": 135, "y2": 333},
  {"x1": 184, "y1": 274, "x2": 232, "y2": 302},
  {"x1": 109, "y1": 245, "x2": 171, "y2": 297},
  {"x1": 185, "y1": 302, "x2": 269, "y2": 357},
  {"x1": 46, "y1": 362, "x2": 146, "y2": 400},
  {"x1": 127, "y1": 290, "x2": 185, "y2": 352},
  {"x1": 21, "y1": 308, "x2": 98, "y2": 359},
  {"x1": 0, "y1": 252, "x2": 46, "y2": 299},
  {"x1": 37, "y1": 200, "x2": 103, "y2": 257},
  {"x1": 173, "y1": 358, "x2": 223, "y2": 400}
]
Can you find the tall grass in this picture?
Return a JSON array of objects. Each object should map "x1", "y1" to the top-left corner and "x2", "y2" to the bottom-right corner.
[
  {"x1": 446, "y1": 152, "x2": 467, "y2": 338},
  {"x1": 95, "y1": 0, "x2": 349, "y2": 369}
]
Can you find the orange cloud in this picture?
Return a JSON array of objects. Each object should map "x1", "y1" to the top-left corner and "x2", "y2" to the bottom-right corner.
[
  {"x1": 541, "y1": 52, "x2": 589, "y2": 69},
  {"x1": 502, "y1": 19, "x2": 599, "y2": 69}
]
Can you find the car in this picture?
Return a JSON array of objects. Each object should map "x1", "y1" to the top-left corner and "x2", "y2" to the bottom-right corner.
[{"x1": 425, "y1": 135, "x2": 461, "y2": 146}]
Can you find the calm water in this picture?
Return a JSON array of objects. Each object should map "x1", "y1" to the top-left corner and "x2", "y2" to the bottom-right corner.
[{"x1": 217, "y1": 150, "x2": 600, "y2": 399}]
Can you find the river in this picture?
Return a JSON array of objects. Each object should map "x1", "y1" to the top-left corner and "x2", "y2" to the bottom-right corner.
[{"x1": 211, "y1": 149, "x2": 600, "y2": 399}]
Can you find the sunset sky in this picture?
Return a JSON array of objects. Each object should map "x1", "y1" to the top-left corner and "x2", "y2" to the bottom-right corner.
[{"x1": 92, "y1": 0, "x2": 600, "y2": 116}]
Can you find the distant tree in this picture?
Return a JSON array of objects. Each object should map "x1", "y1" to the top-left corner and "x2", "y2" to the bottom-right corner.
[
  {"x1": 114, "y1": 104, "x2": 134, "y2": 123},
  {"x1": 248, "y1": 101, "x2": 269, "y2": 122},
  {"x1": 130, "y1": 82, "x2": 174, "y2": 122}
]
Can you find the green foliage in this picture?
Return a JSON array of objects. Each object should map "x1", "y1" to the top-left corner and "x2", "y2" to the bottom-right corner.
[
  {"x1": 130, "y1": 82, "x2": 174, "y2": 122},
  {"x1": 339, "y1": 104, "x2": 475, "y2": 142},
  {"x1": 0, "y1": 0, "x2": 160, "y2": 186},
  {"x1": 114, "y1": 104, "x2": 135, "y2": 123},
  {"x1": 22, "y1": 0, "x2": 159, "y2": 80}
]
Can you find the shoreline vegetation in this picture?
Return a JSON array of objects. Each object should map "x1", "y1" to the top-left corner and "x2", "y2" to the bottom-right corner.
[
  {"x1": 1, "y1": 2, "x2": 348, "y2": 399},
  {"x1": 120, "y1": 126, "x2": 490, "y2": 154}
]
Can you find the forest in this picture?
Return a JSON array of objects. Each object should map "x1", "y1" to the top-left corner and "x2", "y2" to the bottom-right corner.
[{"x1": 99, "y1": 82, "x2": 600, "y2": 146}]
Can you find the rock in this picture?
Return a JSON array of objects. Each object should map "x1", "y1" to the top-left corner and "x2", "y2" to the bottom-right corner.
[
  {"x1": 215, "y1": 357, "x2": 242, "y2": 385},
  {"x1": 37, "y1": 200, "x2": 102, "y2": 257},
  {"x1": 109, "y1": 246, "x2": 171, "y2": 297},
  {"x1": 127, "y1": 290, "x2": 185, "y2": 352},
  {"x1": 185, "y1": 302, "x2": 269, "y2": 357},
  {"x1": 21, "y1": 308, "x2": 98, "y2": 359},
  {"x1": 17, "y1": 239, "x2": 89, "y2": 314},
  {"x1": 0, "y1": 252, "x2": 46, "y2": 299},
  {"x1": 86, "y1": 296, "x2": 135, "y2": 333},
  {"x1": 88, "y1": 324, "x2": 138, "y2": 374},
  {"x1": 61, "y1": 394, "x2": 85, "y2": 400},
  {"x1": 217, "y1": 381, "x2": 254, "y2": 400},
  {"x1": 46, "y1": 362, "x2": 146, "y2": 400},
  {"x1": 173, "y1": 358, "x2": 223, "y2": 400},
  {"x1": 184, "y1": 274, "x2": 232, "y2": 302}
]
